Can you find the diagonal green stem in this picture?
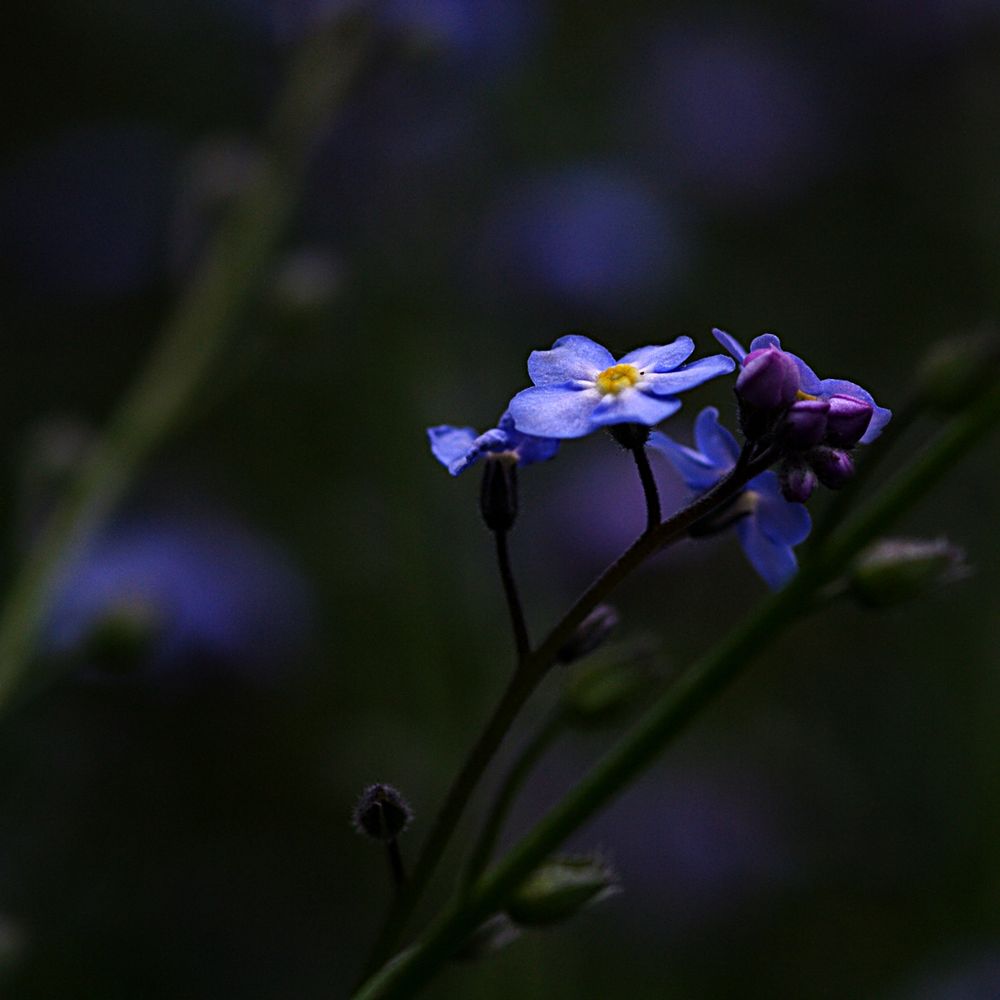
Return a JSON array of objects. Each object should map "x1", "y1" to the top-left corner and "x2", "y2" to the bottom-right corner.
[
  {"x1": 354, "y1": 377, "x2": 1000, "y2": 999},
  {"x1": 0, "y1": 17, "x2": 370, "y2": 716},
  {"x1": 360, "y1": 444, "x2": 778, "y2": 977}
]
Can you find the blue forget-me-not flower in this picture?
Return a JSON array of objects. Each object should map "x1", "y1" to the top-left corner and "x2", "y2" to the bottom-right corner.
[
  {"x1": 649, "y1": 407, "x2": 811, "y2": 588},
  {"x1": 428, "y1": 410, "x2": 559, "y2": 476},
  {"x1": 508, "y1": 334, "x2": 735, "y2": 439}
]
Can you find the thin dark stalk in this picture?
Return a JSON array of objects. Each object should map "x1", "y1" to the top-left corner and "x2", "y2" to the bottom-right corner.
[
  {"x1": 495, "y1": 530, "x2": 530, "y2": 660},
  {"x1": 461, "y1": 710, "x2": 564, "y2": 891},
  {"x1": 631, "y1": 445, "x2": 661, "y2": 533},
  {"x1": 360, "y1": 443, "x2": 774, "y2": 979},
  {"x1": 386, "y1": 840, "x2": 406, "y2": 893}
]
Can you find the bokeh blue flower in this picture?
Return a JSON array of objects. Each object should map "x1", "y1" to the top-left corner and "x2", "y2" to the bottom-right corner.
[
  {"x1": 508, "y1": 335, "x2": 735, "y2": 439},
  {"x1": 650, "y1": 407, "x2": 812, "y2": 588},
  {"x1": 428, "y1": 410, "x2": 559, "y2": 476}
]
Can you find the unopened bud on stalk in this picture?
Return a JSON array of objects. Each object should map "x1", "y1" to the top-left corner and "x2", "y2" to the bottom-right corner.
[
  {"x1": 825, "y1": 394, "x2": 873, "y2": 447},
  {"x1": 781, "y1": 398, "x2": 829, "y2": 449},
  {"x1": 352, "y1": 784, "x2": 413, "y2": 842},
  {"x1": 779, "y1": 460, "x2": 818, "y2": 504},
  {"x1": 808, "y1": 446, "x2": 855, "y2": 488},
  {"x1": 735, "y1": 346, "x2": 801, "y2": 411},
  {"x1": 479, "y1": 454, "x2": 519, "y2": 533},
  {"x1": 556, "y1": 605, "x2": 620, "y2": 665},
  {"x1": 505, "y1": 855, "x2": 620, "y2": 927},
  {"x1": 850, "y1": 538, "x2": 969, "y2": 608}
]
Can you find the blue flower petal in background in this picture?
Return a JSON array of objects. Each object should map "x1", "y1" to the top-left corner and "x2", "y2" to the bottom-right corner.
[
  {"x1": 45, "y1": 510, "x2": 314, "y2": 684},
  {"x1": 480, "y1": 165, "x2": 689, "y2": 319}
]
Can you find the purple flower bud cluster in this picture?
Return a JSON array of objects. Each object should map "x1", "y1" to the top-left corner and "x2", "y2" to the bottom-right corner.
[{"x1": 714, "y1": 330, "x2": 892, "y2": 503}]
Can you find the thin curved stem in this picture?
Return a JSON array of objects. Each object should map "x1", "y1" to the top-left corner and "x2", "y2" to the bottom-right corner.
[
  {"x1": 631, "y1": 445, "x2": 661, "y2": 534},
  {"x1": 494, "y1": 530, "x2": 530, "y2": 660},
  {"x1": 360, "y1": 443, "x2": 772, "y2": 978},
  {"x1": 353, "y1": 376, "x2": 1000, "y2": 999},
  {"x1": 386, "y1": 840, "x2": 407, "y2": 894},
  {"x1": 461, "y1": 710, "x2": 564, "y2": 892},
  {"x1": 0, "y1": 16, "x2": 370, "y2": 717}
]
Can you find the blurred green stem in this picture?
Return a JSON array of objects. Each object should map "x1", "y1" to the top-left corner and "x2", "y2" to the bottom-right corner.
[
  {"x1": 0, "y1": 16, "x2": 369, "y2": 715},
  {"x1": 354, "y1": 376, "x2": 1000, "y2": 999},
  {"x1": 461, "y1": 709, "x2": 564, "y2": 892}
]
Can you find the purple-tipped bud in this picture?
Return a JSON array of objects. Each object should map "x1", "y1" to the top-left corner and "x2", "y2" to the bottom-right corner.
[
  {"x1": 781, "y1": 398, "x2": 829, "y2": 449},
  {"x1": 479, "y1": 454, "x2": 518, "y2": 533},
  {"x1": 809, "y1": 446, "x2": 855, "y2": 488},
  {"x1": 352, "y1": 784, "x2": 413, "y2": 842},
  {"x1": 825, "y1": 394, "x2": 873, "y2": 447},
  {"x1": 735, "y1": 347, "x2": 800, "y2": 411},
  {"x1": 779, "y1": 460, "x2": 818, "y2": 503},
  {"x1": 556, "y1": 604, "x2": 620, "y2": 664}
]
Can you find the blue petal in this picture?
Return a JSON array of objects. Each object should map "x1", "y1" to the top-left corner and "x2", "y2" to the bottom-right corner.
[
  {"x1": 693, "y1": 406, "x2": 742, "y2": 468},
  {"x1": 712, "y1": 328, "x2": 747, "y2": 362},
  {"x1": 816, "y1": 378, "x2": 892, "y2": 444},
  {"x1": 427, "y1": 425, "x2": 480, "y2": 476},
  {"x1": 515, "y1": 433, "x2": 561, "y2": 466},
  {"x1": 642, "y1": 354, "x2": 736, "y2": 396},
  {"x1": 788, "y1": 351, "x2": 822, "y2": 394},
  {"x1": 589, "y1": 388, "x2": 682, "y2": 428},
  {"x1": 749, "y1": 471, "x2": 812, "y2": 546},
  {"x1": 508, "y1": 384, "x2": 601, "y2": 438},
  {"x1": 527, "y1": 334, "x2": 615, "y2": 386},
  {"x1": 648, "y1": 431, "x2": 724, "y2": 491},
  {"x1": 736, "y1": 515, "x2": 799, "y2": 589},
  {"x1": 748, "y1": 333, "x2": 783, "y2": 352},
  {"x1": 619, "y1": 336, "x2": 694, "y2": 371}
]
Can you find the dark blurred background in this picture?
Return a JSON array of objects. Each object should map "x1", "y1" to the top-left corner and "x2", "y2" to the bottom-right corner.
[{"x1": 1, "y1": 1, "x2": 999, "y2": 997}]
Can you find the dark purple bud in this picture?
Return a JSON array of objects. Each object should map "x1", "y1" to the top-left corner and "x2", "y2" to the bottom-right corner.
[
  {"x1": 352, "y1": 784, "x2": 413, "y2": 842},
  {"x1": 781, "y1": 398, "x2": 829, "y2": 449},
  {"x1": 735, "y1": 347, "x2": 800, "y2": 411},
  {"x1": 825, "y1": 394, "x2": 873, "y2": 447},
  {"x1": 779, "y1": 460, "x2": 818, "y2": 503},
  {"x1": 809, "y1": 446, "x2": 855, "y2": 488},
  {"x1": 480, "y1": 454, "x2": 518, "y2": 532}
]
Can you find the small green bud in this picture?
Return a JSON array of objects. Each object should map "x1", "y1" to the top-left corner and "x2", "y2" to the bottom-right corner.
[
  {"x1": 850, "y1": 538, "x2": 969, "y2": 608},
  {"x1": 916, "y1": 328, "x2": 1000, "y2": 413},
  {"x1": 562, "y1": 651, "x2": 651, "y2": 728},
  {"x1": 452, "y1": 914, "x2": 522, "y2": 962},
  {"x1": 505, "y1": 855, "x2": 620, "y2": 927}
]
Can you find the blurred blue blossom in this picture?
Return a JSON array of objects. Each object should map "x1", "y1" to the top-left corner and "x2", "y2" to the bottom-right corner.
[
  {"x1": 0, "y1": 125, "x2": 179, "y2": 298},
  {"x1": 480, "y1": 165, "x2": 687, "y2": 318},
  {"x1": 650, "y1": 408, "x2": 811, "y2": 589},
  {"x1": 428, "y1": 411, "x2": 559, "y2": 476},
  {"x1": 45, "y1": 511, "x2": 313, "y2": 683},
  {"x1": 508, "y1": 335, "x2": 734, "y2": 439},
  {"x1": 635, "y1": 21, "x2": 839, "y2": 208}
]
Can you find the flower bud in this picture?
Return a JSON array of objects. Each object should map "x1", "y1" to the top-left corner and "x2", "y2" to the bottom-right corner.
[
  {"x1": 562, "y1": 653, "x2": 651, "y2": 728},
  {"x1": 916, "y1": 328, "x2": 1000, "y2": 413},
  {"x1": 556, "y1": 604, "x2": 620, "y2": 664},
  {"x1": 608, "y1": 422, "x2": 651, "y2": 450},
  {"x1": 735, "y1": 347, "x2": 800, "y2": 411},
  {"x1": 808, "y1": 446, "x2": 855, "y2": 488},
  {"x1": 850, "y1": 538, "x2": 969, "y2": 608},
  {"x1": 505, "y1": 855, "x2": 620, "y2": 927},
  {"x1": 780, "y1": 398, "x2": 829, "y2": 449},
  {"x1": 453, "y1": 914, "x2": 521, "y2": 962},
  {"x1": 779, "y1": 460, "x2": 818, "y2": 504},
  {"x1": 352, "y1": 784, "x2": 413, "y2": 842},
  {"x1": 824, "y1": 394, "x2": 873, "y2": 447},
  {"x1": 479, "y1": 454, "x2": 518, "y2": 532}
]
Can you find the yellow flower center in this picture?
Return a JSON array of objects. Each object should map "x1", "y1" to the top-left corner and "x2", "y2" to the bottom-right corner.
[
  {"x1": 795, "y1": 390, "x2": 819, "y2": 401},
  {"x1": 596, "y1": 363, "x2": 641, "y2": 395}
]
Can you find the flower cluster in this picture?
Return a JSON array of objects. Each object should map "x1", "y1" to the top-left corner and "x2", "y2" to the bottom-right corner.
[{"x1": 714, "y1": 329, "x2": 891, "y2": 502}]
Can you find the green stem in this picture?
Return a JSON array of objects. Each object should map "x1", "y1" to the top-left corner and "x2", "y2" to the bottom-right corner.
[
  {"x1": 353, "y1": 378, "x2": 1000, "y2": 999},
  {"x1": 361, "y1": 444, "x2": 774, "y2": 977},
  {"x1": 461, "y1": 710, "x2": 564, "y2": 892},
  {"x1": 0, "y1": 17, "x2": 369, "y2": 715}
]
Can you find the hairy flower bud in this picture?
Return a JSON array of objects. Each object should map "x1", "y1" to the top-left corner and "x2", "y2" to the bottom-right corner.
[
  {"x1": 453, "y1": 914, "x2": 521, "y2": 962},
  {"x1": 781, "y1": 398, "x2": 829, "y2": 449},
  {"x1": 779, "y1": 460, "x2": 818, "y2": 504},
  {"x1": 825, "y1": 394, "x2": 873, "y2": 447},
  {"x1": 505, "y1": 855, "x2": 620, "y2": 927},
  {"x1": 808, "y1": 446, "x2": 855, "y2": 488},
  {"x1": 850, "y1": 538, "x2": 969, "y2": 608},
  {"x1": 556, "y1": 604, "x2": 620, "y2": 664},
  {"x1": 352, "y1": 784, "x2": 413, "y2": 842},
  {"x1": 735, "y1": 346, "x2": 800, "y2": 411},
  {"x1": 479, "y1": 454, "x2": 519, "y2": 532}
]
